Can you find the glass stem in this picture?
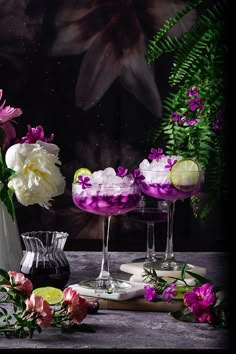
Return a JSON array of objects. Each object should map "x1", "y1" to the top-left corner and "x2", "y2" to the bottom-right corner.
[
  {"x1": 146, "y1": 222, "x2": 155, "y2": 260},
  {"x1": 164, "y1": 200, "x2": 175, "y2": 261},
  {"x1": 97, "y1": 216, "x2": 111, "y2": 280}
]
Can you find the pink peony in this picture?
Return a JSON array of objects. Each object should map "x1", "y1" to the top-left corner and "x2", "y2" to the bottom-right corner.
[{"x1": 25, "y1": 294, "x2": 53, "y2": 328}]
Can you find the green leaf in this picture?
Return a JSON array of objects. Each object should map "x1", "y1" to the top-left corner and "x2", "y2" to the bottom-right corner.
[
  {"x1": 61, "y1": 323, "x2": 96, "y2": 333},
  {"x1": 171, "y1": 307, "x2": 196, "y2": 322},
  {"x1": 0, "y1": 269, "x2": 10, "y2": 282},
  {"x1": 185, "y1": 270, "x2": 212, "y2": 285}
]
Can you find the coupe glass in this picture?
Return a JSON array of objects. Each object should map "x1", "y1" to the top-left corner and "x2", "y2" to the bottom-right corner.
[
  {"x1": 139, "y1": 169, "x2": 204, "y2": 271},
  {"x1": 127, "y1": 195, "x2": 168, "y2": 262},
  {"x1": 72, "y1": 177, "x2": 141, "y2": 293}
]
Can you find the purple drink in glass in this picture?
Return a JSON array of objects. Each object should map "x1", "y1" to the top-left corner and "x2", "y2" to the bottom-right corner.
[{"x1": 72, "y1": 168, "x2": 141, "y2": 292}]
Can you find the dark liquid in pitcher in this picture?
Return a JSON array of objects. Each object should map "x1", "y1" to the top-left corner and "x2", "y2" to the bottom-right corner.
[
  {"x1": 20, "y1": 262, "x2": 70, "y2": 290},
  {"x1": 128, "y1": 208, "x2": 168, "y2": 223}
]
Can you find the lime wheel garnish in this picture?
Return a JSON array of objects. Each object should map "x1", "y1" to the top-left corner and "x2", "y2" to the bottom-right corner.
[{"x1": 170, "y1": 158, "x2": 200, "y2": 192}]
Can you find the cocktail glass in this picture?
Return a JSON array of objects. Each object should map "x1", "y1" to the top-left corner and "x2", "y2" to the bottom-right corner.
[
  {"x1": 139, "y1": 168, "x2": 204, "y2": 271},
  {"x1": 72, "y1": 173, "x2": 141, "y2": 292},
  {"x1": 127, "y1": 195, "x2": 168, "y2": 262}
]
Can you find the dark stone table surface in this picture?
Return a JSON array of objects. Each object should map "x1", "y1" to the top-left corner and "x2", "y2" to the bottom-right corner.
[{"x1": 0, "y1": 251, "x2": 230, "y2": 352}]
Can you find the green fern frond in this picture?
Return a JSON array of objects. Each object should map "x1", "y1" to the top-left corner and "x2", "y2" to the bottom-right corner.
[{"x1": 146, "y1": 0, "x2": 203, "y2": 63}]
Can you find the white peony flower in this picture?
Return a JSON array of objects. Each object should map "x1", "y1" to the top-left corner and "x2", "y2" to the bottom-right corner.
[{"x1": 5, "y1": 143, "x2": 65, "y2": 208}]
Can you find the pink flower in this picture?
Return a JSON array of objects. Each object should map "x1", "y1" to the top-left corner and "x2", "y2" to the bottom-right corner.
[
  {"x1": 116, "y1": 166, "x2": 128, "y2": 177},
  {"x1": 162, "y1": 283, "x2": 178, "y2": 302},
  {"x1": 2, "y1": 271, "x2": 33, "y2": 297},
  {"x1": 20, "y1": 125, "x2": 54, "y2": 144},
  {"x1": 25, "y1": 294, "x2": 53, "y2": 328},
  {"x1": 148, "y1": 147, "x2": 165, "y2": 161},
  {"x1": 0, "y1": 89, "x2": 22, "y2": 146},
  {"x1": 78, "y1": 176, "x2": 92, "y2": 189},
  {"x1": 183, "y1": 283, "x2": 216, "y2": 323},
  {"x1": 144, "y1": 285, "x2": 158, "y2": 301},
  {"x1": 63, "y1": 287, "x2": 78, "y2": 304},
  {"x1": 63, "y1": 287, "x2": 88, "y2": 324},
  {"x1": 164, "y1": 158, "x2": 177, "y2": 170}
]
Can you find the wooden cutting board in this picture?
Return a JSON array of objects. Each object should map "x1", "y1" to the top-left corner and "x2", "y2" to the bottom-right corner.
[{"x1": 86, "y1": 296, "x2": 184, "y2": 312}]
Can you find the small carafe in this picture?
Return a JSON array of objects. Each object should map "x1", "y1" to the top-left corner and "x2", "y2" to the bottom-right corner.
[{"x1": 20, "y1": 231, "x2": 70, "y2": 290}]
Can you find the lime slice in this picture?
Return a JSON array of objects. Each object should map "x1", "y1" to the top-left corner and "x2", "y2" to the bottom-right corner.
[
  {"x1": 170, "y1": 158, "x2": 200, "y2": 192},
  {"x1": 174, "y1": 285, "x2": 193, "y2": 300},
  {"x1": 73, "y1": 167, "x2": 92, "y2": 183},
  {"x1": 33, "y1": 286, "x2": 63, "y2": 305}
]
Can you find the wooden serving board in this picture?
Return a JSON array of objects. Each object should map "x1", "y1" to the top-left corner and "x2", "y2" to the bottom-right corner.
[{"x1": 86, "y1": 296, "x2": 184, "y2": 312}]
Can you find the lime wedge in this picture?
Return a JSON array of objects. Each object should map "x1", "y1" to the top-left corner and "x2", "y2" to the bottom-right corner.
[
  {"x1": 73, "y1": 167, "x2": 92, "y2": 183},
  {"x1": 174, "y1": 285, "x2": 193, "y2": 300},
  {"x1": 33, "y1": 287, "x2": 63, "y2": 305},
  {"x1": 170, "y1": 158, "x2": 200, "y2": 192}
]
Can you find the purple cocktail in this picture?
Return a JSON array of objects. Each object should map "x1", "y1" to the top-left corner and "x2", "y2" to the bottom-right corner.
[
  {"x1": 72, "y1": 167, "x2": 141, "y2": 292},
  {"x1": 139, "y1": 151, "x2": 204, "y2": 271},
  {"x1": 72, "y1": 188, "x2": 141, "y2": 216}
]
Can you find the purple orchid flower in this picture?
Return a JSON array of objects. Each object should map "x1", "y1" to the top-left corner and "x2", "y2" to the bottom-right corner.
[
  {"x1": 131, "y1": 169, "x2": 145, "y2": 185},
  {"x1": 188, "y1": 97, "x2": 204, "y2": 111},
  {"x1": 165, "y1": 158, "x2": 177, "y2": 171},
  {"x1": 162, "y1": 283, "x2": 178, "y2": 303},
  {"x1": 148, "y1": 147, "x2": 165, "y2": 161},
  {"x1": 187, "y1": 86, "x2": 199, "y2": 97},
  {"x1": 144, "y1": 285, "x2": 158, "y2": 302},
  {"x1": 171, "y1": 112, "x2": 182, "y2": 124},
  {"x1": 186, "y1": 118, "x2": 201, "y2": 126},
  {"x1": 116, "y1": 166, "x2": 128, "y2": 177},
  {"x1": 78, "y1": 176, "x2": 92, "y2": 189},
  {"x1": 20, "y1": 125, "x2": 54, "y2": 144},
  {"x1": 183, "y1": 283, "x2": 216, "y2": 323}
]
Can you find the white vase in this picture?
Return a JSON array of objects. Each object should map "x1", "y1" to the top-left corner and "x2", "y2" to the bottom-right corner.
[{"x1": 0, "y1": 200, "x2": 23, "y2": 271}]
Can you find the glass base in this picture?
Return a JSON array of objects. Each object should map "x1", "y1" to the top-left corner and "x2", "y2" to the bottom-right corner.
[
  {"x1": 143, "y1": 259, "x2": 195, "y2": 272},
  {"x1": 132, "y1": 254, "x2": 164, "y2": 263},
  {"x1": 79, "y1": 278, "x2": 132, "y2": 294}
]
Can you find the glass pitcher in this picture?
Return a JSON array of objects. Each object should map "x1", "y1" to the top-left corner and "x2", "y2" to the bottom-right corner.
[{"x1": 19, "y1": 231, "x2": 70, "y2": 290}]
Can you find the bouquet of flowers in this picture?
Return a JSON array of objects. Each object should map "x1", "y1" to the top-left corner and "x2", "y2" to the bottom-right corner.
[
  {"x1": 143, "y1": 265, "x2": 228, "y2": 328},
  {"x1": 0, "y1": 269, "x2": 93, "y2": 338},
  {"x1": 0, "y1": 88, "x2": 65, "y2": 221}
]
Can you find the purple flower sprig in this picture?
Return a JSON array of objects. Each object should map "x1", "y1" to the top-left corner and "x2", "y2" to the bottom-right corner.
[
  {"x1": 164, "y1": 158, "x2": 177, "y2": 171},
  {"x1": 144, "y1": 285, "x2": 158, "y2": 301},
  {"x1": 20, "y1": 125, "x2": 54, "y2": 144},
  {"x1": 131, "y1": 168, "x2": 145, "y2": 185},
  {"x1": 162, "y1": 283, "x2": 178, "y2": 302},
  {"x1": 171, "y1": 86, "x2": 204, "y2": 127},
  {"x1": 116, "y1": 166, "x2": 128, "y2": 177},
  {"x1": 148, "y1": 147, "x2": 165, "y2": 161},
  {"x1": 78, "y1": 176, "x2": 92, "y2": 189}
]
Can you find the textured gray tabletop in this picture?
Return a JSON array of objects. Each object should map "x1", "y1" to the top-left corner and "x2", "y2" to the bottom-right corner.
[{"x1": 0, "y1": 251, "x2": 230, "y2": 351}]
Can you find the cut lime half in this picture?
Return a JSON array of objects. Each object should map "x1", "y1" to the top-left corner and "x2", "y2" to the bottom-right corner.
[
  {"x1": 73, "y1": 167, "x2": 92, "y2": 183},
  {"x1": 33, "y1": 286, "x2": 63, "y2": 305},
  {"x1": 170, "y1": 158, "x2": 200, "y2": 192},
  {"x1": 174, "y1": 285, "x2": 193, "y2": 300}
]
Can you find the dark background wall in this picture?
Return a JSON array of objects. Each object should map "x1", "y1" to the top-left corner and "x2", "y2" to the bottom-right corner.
[{"x1": 0, "y1": 0, "x2": 227, "y2": 252}]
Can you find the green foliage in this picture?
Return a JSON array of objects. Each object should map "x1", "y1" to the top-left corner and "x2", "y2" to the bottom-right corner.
[{"x1": 146, "y1": 0, "x2": 227, "y2": 217}]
